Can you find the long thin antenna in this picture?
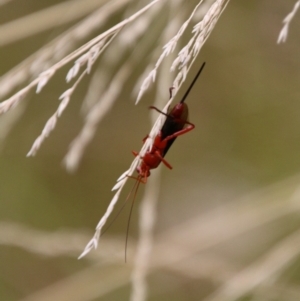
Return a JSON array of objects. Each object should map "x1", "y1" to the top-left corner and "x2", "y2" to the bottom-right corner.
[
  {"x1": 180, "y1": 62, "x2": 206, "y2": 104},
  {"x1": 125, "y1": 177, "x2": 142, "y2": 262}
]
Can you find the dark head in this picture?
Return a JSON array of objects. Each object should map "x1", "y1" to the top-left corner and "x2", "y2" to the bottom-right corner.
[{"x1": 136, "y1": 163, "x2": 150, "y2": 178}]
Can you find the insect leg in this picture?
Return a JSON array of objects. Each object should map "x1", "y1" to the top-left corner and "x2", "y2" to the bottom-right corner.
[
  {"x1": 169, "y1": 86, "x2": 175, "y2": 99},
  {"x1": 149, "y1": 106, "x2": 170, "y2": 118},
  {"x1": 127, "y1": 174, "x2": 147, "y2": 184},
  {"x1": 132, "y1": 150, "x2": 139, "y2": 157},
  {"x1": 163, "y1": 122, "x2": 195, "y2": 142},
  {"x1": 154, "y1": 150, "x2": 173, "y2": 169}
]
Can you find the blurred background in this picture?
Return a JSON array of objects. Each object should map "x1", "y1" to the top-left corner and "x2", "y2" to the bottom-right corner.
[{"x1": 1, "y1": 0, "x2": 300, "y2": 300}]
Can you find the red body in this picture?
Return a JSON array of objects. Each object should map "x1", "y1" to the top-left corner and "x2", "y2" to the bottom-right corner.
[
  {"x1": 125, "y1": 63, "x2": 205, "y2": 260},
  {"x1": 133, "y1": 102, "x2": 194, "y2": 182},
  {"x1": 132, "y1": 62, "x2": 205, "y2": 183}
]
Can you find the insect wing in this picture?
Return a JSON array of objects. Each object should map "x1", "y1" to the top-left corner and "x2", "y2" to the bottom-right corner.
[{"x1": 160, "y1": 115, "x2": 185, "y2": 156}]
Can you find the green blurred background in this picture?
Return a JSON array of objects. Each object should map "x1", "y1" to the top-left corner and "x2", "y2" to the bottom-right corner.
[{"x1": 1, "y1": 1, "x2": 300, "y2": 300}]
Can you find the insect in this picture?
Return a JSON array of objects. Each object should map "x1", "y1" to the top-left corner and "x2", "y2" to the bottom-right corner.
[
  {"x1": 120, "y1": 62, "x2": 206, "y2": 260},
  {"x1": 132, "y1": 62, "x2": 206, "y2": 183}
]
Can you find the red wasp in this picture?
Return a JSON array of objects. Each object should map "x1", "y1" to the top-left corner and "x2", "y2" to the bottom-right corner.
[
  {"x1": 81, "y1": 63, "x2": 206, "y2": 261},
  {"x1": 132, "y1": 62, "x2": 206, "y2": 182},
  {"x1": 106, "y1": 63, "x2": 206, "y2": 261},
  {"x1": 120, "y1": 63, "x2": 206, "y2": 260}
]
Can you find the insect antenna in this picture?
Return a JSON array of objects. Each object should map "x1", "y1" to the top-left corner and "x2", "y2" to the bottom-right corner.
[
  {"x1": 101, "y1": 176, "x2": 141, "y2": 238},
  {"x1": 125, "y1": 175, "x2": 142, "y2": 262},
  {"x1": 180, "y1": 62, "x2": 206, "y2": 104}
]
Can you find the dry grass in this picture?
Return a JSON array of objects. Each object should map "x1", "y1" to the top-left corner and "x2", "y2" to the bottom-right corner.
[
  {"x1": 1, "y1": 1, "x2": 230, "y2": 301},
  {"x1": 1, "y1": 1, "x2": 299, "y2": 301},
  {"x1": 1, "y1": 174, "x2": 300, "y2": 300},
  {"x1": 77, "y1": 0, "x2": 229, "y2": 265},
  {"x1": 277, "y1": 0, "x2": 300, "y2": 43}
]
